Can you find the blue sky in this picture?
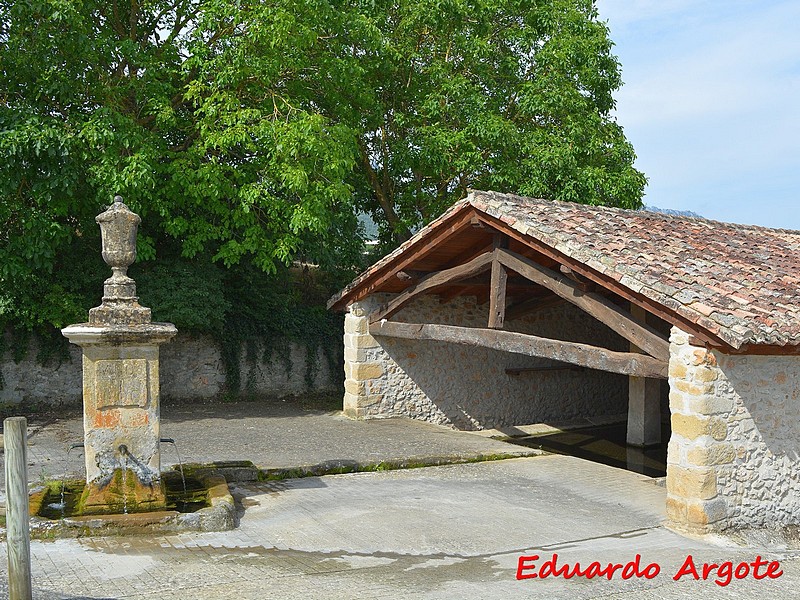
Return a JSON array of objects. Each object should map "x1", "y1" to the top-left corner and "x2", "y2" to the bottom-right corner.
[{"x1": 596, "y1": 0, "x2": 800, "y2": 230}]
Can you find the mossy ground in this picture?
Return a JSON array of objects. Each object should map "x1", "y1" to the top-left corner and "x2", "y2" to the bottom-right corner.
[
  {"x1": 256, "y1": 453, "x2": 527, "y2": 482},
  {"x1": 33, "y1": 471, "x2": 210, "y2": 520}
]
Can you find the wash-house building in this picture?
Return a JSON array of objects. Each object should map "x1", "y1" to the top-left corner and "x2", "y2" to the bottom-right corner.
[{"x1": 328, "y1": 190, "x2": 800, "y2": 535}]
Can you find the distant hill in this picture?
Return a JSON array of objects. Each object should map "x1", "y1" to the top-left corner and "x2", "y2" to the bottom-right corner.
[
  {"x1": 357, "y1": 213, "x2": 379, "y2": 239},
  {"x1": 643, "y1": 205, "x2": 704, "y2": 218}
]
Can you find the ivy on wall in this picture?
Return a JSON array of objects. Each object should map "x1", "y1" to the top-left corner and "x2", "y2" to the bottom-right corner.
[{"x1": 1, "y1": 246, "x2": 351, "y2": 398}]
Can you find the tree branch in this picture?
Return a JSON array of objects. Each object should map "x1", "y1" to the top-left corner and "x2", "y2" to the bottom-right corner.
[{"x1": 357, "y1": 137, "x2": 410, "y2": 241}]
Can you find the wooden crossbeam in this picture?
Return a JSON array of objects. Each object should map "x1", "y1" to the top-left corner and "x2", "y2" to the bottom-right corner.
[
  {"x1": 370, "y1": 321, "x2": 668, "y2": 379},
  {"x1": 371, "y1": 250, "x2": 495, "y2": 323},
  {"x1": 495, "y1": 248, "x2": 671, "y2": 361}
]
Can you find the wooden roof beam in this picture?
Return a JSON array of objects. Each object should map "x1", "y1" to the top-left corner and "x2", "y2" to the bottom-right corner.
[
  {"x1": 371, "y1": 250, "x2": 495, "y2": 323},
  {"x1": 496, "y1": 248, "x2": 671, "y2": 361},
  {"x1": 370, "y1": 321, "x2": 668, "y2": 379}
]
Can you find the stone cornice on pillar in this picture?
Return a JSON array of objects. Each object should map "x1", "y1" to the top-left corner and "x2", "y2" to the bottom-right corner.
[{"x1": 62, "y1": 323, "x2": 177, "y2": 347}]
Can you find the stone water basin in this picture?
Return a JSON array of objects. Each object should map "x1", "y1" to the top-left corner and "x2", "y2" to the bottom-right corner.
[{"x1": 27, "y1": 468, "x2": 235, "y2": 537}]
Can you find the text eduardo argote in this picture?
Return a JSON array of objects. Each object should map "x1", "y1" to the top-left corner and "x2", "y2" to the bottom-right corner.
[{"x1": 516, "y1": 553, "x2": 783, "y2": 587}]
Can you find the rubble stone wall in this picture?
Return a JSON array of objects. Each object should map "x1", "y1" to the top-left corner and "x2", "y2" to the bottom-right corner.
[
  {"x1": 0, "y1": 333, "x2": 340, "y2": 404},
  {"x1": 343, "y1": 294, "x2": 630, "y2": 430},
  {"x1": 666, "y1": 327, "x2": 800, "y2": 533}
]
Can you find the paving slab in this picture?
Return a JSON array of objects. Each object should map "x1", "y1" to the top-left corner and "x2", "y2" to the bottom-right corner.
[
  {"x1": 1, "y1": 456, "x2": 799, "y2": 599},
  {"x1": 0, "y1": 401, "x2": 536, "y2": 498}
]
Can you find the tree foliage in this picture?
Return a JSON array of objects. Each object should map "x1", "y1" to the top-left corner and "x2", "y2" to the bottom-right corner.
[
  {"x1": 0, "y1": 0, "x2": 645, "y2": 335},
  {"x1": 331, "y1": 0, "x2": 647, "y2": 240}
]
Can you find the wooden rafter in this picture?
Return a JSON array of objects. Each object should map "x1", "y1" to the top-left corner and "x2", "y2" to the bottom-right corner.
[
  {"x1": 370, "y1": 321, "x2": 669, "y2": 379},
  {"x1": 371, "y1": 250, "x2": 495, "y2": 323},
  {"x1": 495, "y1": 248, "x2": 671, "y2": 361}
]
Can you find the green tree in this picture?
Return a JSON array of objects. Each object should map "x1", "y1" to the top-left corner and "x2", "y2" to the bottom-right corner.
[
  {"x1": 0, "y1": 0, "x2": 644, "y2": 334},
  {"x1": 0, "y1": 0, "x2": 362, "y2": 332},
  {"x1": 325, "y1": 0, "x2": 648, "y2": 241},
  {"x1": 185, "y1": 0, "x2": 646, "y2": 242}
]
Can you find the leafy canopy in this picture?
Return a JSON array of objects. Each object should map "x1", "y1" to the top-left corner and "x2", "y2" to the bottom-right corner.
[{"x1": 0, "y1": 0, "x2": 644, "y2": 333}]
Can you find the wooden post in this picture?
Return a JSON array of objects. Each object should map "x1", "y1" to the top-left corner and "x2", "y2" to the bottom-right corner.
[
  {"x1": 4, "y1": 417, "x2": 33, "y2": 600},
  {"x1": 488, "y1": 259, "x2": 508, "y2": 329},
  {"x1": 627, "y1": 306, "x2": 662, "y2": 447},
  {"x1": 488, "y1": 234, "x2": 508, "y2": 329}
]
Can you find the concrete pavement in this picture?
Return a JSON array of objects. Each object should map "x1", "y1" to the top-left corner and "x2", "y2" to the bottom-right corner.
[
  {"x1": 2, "y1": 402, "x2": 800, "y2": 598},
  {"x1": 2, "y1": 401, "x2": 536, "y2": 496}
]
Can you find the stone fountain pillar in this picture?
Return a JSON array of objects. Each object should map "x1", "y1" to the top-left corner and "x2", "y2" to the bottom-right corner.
[{"x1": 62, "y1": 196, "x2": 176, "y2": 514}]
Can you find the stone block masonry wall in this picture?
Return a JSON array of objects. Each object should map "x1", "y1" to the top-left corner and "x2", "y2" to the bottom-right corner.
[
  {"x1": 343, "y1": 294, "x2": 629, "y2": 430},
  {"x1": 0, "y1": 333, "x2": 341, "y2": 405},
  {"x1": 666, "y1": 327, "x2": 800, "y2": 533}
]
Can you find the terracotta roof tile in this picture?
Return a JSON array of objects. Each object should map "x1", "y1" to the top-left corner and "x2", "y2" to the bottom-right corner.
[
  {"x1": 472, "y1": 190, "x2": 800, "y2": 348},
  {"x1": 330, "y1": 190, "x2": 800, "y2": 349}
]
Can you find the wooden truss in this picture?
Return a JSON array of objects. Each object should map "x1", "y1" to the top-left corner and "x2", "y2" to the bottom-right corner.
[{"x1": 369, "y1": 237, "x2": 670, "y2": 379}]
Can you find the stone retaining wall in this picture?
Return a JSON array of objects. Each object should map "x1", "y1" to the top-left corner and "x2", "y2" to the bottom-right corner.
[
  {"x1": 0, "y1": 333, "x2": 341, "y2": 405},
  {"x1": 666, "y1": 327, "x2": 800, "y2": 533},
  {"x1": 344, "y1": 294, "x2": 629, "y2": 430}
]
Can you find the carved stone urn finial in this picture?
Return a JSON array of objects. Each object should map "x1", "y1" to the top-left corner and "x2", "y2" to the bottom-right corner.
[
  {"x1": 98, "y1": 195, "x2": 140, "y2": 278},
  {"x1": 88, "y1": 195, "x2": 152, "y2": 326}
]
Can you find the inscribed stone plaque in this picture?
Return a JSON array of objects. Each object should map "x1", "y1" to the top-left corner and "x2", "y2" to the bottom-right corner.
[{"x1": 95, "y1": 359, "x2": 148, "y2": 408}]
